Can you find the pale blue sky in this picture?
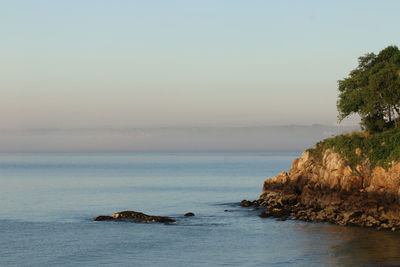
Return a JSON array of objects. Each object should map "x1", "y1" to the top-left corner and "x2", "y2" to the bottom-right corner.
[{"x1": 1, "y1": 0, "x2": 400, "y2": 131}]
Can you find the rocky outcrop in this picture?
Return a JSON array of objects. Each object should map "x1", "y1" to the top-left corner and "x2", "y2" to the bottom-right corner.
[
  {"x1": 246, "y1": 149, "x2": 400, "y2": 231},
  {"x1": 93, "y1": 210, "x2": 175, "y2": 223}
]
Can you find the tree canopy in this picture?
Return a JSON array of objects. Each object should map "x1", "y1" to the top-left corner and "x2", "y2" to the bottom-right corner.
[{"x1": 337, "y1": 45, "x2": 400, "y2": 133}]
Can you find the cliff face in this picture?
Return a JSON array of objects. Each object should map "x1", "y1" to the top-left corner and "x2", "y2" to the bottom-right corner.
[{"x1": 256, "y1": 149, "x2": 400, "y2": 230}]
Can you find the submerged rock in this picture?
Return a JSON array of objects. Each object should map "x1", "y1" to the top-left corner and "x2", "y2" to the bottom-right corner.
[
  {"x1": 184, "y1": 212, "x2": 195, "y2": 217},
  {"x1": 93, "y1": 210, "x2": 175, "y2": 223}
]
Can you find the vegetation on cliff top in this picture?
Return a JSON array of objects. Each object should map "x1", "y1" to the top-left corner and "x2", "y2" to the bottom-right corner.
[
  {"x1": 309, "y1": 46, "x2": 400, "y2": 169},
  {"x1": 308, "y1": 127, "x2": 400, "y2": 169}
]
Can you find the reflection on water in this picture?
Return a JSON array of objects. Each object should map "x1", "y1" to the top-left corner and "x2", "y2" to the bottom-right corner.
[{"x1": 293, "y1": 222, "x2": 400, "y2": 265}]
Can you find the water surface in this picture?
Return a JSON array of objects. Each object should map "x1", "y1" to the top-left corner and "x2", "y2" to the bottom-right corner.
[{"x1": 1, "y1": 152, "x2": 400, "y2": 266}]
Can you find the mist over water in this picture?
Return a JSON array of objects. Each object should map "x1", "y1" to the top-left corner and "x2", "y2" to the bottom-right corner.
[{"x1": 0, "y1": 124, "x2": 358, "y2": 152}]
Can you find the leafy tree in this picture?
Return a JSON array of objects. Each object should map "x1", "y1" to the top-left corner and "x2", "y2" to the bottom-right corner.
[{"x1": 337, "y1": 45, "x2": 400, "y2": 133}]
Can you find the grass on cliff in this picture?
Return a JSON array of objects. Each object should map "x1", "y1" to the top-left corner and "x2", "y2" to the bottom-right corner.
[{"x1": 307, "y1": 126, "x2": 400, "y2": 169}]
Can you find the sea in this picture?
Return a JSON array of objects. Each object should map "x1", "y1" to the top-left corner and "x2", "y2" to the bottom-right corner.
[{"x1": 1, "y1": 152, "x2": 400, "y2": 266}]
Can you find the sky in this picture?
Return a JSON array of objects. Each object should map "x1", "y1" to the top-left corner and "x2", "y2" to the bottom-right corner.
[{"x1": 1, "y1": 0, "x2": 399, "y2": 151}]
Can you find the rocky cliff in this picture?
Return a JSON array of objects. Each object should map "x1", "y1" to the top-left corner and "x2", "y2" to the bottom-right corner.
[{"x1": 247, "y1": 149, "x2": 400, "y2": 230}]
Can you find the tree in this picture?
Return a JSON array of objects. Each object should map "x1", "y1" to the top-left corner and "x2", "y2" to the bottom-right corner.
[{"x1": 337, "y1": 45, "x2": 400, "y2": 133}]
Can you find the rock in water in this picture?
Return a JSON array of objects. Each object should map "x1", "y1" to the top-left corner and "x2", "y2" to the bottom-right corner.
[
  {"x1": 184, "y1": 212, "x2": 195, "y2": 216},
  {"x1": 240, "y1": 200, "x2": 252, "y2": 207},
  {"x1": 93, "y1": 215, "x2": 114, "y2": 221},
  {"x1": 93, "y1": 210, "x2": 175, "y2": 223}
]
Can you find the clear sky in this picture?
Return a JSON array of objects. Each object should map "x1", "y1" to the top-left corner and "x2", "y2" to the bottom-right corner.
[{"x1": 1, "y1": 1, "x2": 399, "y2": 151}]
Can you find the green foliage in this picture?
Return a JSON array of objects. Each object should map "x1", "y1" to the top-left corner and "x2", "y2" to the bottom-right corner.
[
  {"x1": 307, "y1": 127, "x2": 400, "y2": 169},
  {"x1": 308, "y1": 46, "x2": 400, "y2": 169},
  {"x1": 337, "y1": 45, "x2": 400, "y2": 133}
]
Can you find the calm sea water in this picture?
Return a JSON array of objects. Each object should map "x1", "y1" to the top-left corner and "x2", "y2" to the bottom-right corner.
[{"x1": 1, "y1": 152, "x2": 400, "y2": 266}]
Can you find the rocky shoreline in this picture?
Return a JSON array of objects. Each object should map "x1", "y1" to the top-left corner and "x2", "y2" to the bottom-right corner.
[{"x1": 242, "y1": 149, "x2": 400, "y2": 231}]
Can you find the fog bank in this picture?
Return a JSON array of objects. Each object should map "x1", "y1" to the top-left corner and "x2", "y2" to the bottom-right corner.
[{"x1": 0, "y1": 124, "x2": 359, "y2": 152}]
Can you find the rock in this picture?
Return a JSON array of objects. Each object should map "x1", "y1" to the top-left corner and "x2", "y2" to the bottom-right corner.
[
  {"x1": 281, "y1": 194, "x2": 298, "y2": 205},
  {"x1": 342, "y1": 211, "x2": 362, "y2": 222},
  {"x1": 253, "y1": 148, "x2": 400, "y2": 231},
  {"x1": 184, "y1": 212, "x2": 195, "y2": 217},
  {"x1": 94, "y1": 210, "x2": 175, "y2": 223},
  {"x1": 258, "y1": 212, "x2": 270, "y2": 218},
  {"x1": 93, "y1": 215, "x2": 114, "y2": 221},
  {"x1": 365, "y1": 215, "x2": 380, "y2": 227},
  {"x1": 252, "y1": 199, "x2": 263, "y2": 207},
  {"x1": 315, "y1": 211, "x2": 326, "y2": 221},
  {"x1": 277, "y1": 216, "x2": 288, "y2": 221},
  {"x1": 240, "y1": 200, "x2": 252, "y2": 207},
  {"x1": 270, "y1": 208, "x2": 289, "y2": 218},
  {"x1": 381, "y1": 223, "x2": 390, "y2": 229}
]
